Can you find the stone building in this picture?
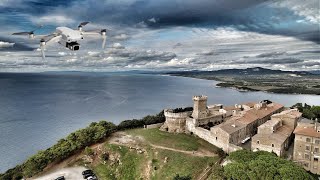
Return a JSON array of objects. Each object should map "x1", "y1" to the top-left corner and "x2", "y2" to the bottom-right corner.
[
  {"x1": 207, "y1": 101, "x2": 284, "y2": 153},
  {"x1": 293, "y1": 120, "x2": 320, "y2": 174},
  {"x1": 161, "y1": 109, "x2": 192, "y2": 133},
  {"x1": 183, "y1": 96, "x2": 284, "y2": 153},
  {"x1": 162, "y1": 95, "x2": 285, "y2": 154},
  {"x1": 190, "y1": 95, "x2": 227, "y2": 126},
  {"x1": 251, "y1": 109, "x2": 302, "y2": 156}
]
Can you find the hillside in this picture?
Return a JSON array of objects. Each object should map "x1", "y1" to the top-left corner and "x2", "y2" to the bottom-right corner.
[
  {"x1": 31, "y1": 128, "x2": 222, "y2": 180},
  {"x1": 166, "y1": 67, "x2": 320, "y2": 95}
]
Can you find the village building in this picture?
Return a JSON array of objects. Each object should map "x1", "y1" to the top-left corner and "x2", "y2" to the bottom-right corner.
[
  {"x1": 251, "y1": 109, "x2": 302, "y2": 156},
  {"x1": 162, "y1": 95, "x2": 284, "y2": 153},
  {"x1": 293, "y1": 119, "x2": 320, "y2": 174}
]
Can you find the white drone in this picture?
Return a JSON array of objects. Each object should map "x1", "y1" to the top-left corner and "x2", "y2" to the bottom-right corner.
[{"x1": 12, "y1": 22, "x2": 107, "y2": 59}]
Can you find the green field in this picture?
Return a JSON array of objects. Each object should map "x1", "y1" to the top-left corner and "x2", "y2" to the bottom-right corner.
[
  {"x1": 126, "y1": 128, "x2": 220, "y2": 152},
  {"x1": 91, "y1": 128, "x2": 219, "y2": 180}
]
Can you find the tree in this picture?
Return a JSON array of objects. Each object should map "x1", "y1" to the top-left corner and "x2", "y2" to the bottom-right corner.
[
  {"x1": 173, "y1": 174, "x2": 192, "y2": 180},
  {"x1": 225, "y1": 150, "x2": 315, "y2": 180},
  {"x1": 303, "y1": 109, "x2": 316, "y2": 119},
  {"x1": 84, "y1": 146, "x2": 94, "y2": 156}
]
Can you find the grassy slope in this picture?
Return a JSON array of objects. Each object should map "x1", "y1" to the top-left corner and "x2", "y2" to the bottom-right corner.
[
  {"x1": 92, "y1": 129, "x2": 219, "y2": 180},
  {"x1": 126, "y1": 128, "x2": 219, "y2": 151}
]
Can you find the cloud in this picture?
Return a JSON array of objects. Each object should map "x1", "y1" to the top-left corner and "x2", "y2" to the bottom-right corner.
[
  {"x1": 112, "y1": 43, "x2": 125, "y2": 49},
  {"x1": 0, "y1": 0, "x2": 319, "y2": 72},
  {"x1": 113, "y1": 34, "x2": 130, "y2": 40},
  {"x1": 0, "y1": 41, "x2": 15, "y2": 48},
  {"x1": 29, "y1": 15, "x2": 75, "y2": 25}
]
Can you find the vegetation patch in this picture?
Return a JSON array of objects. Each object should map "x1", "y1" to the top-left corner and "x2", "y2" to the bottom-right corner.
[
  {"x1": 224, "y1": 150, "x2": 316, "y2": 180},
  {"x1": 152, "y1": 149, "x2": 217, "y2": 179},
  {"x1": 292, "y1": 103, "x2": 320, "y2": 120},
  {"x1": 126, "y1": 128, "x2": 219, "y2": 152},
  {"x1": 93, "y1": 144, "x2": 145, "y2": 180}
]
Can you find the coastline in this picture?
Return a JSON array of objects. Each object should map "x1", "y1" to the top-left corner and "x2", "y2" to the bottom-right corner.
[{"x1": 166, "y1": 74, "x2": 320, "y2": 95}]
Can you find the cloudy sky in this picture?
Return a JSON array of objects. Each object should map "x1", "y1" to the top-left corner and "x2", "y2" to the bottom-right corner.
[{"x1": 0, "y1": 0, "x2": 319, "y2": 72}]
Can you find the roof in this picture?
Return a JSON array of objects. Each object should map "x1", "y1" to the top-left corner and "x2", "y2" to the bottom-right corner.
[
  {"x1": 212, "y1": 101, "x2": 283, "y2": 135},
  {"x1": 223, "y1": 106, "x2": 241, "y2": 111},
  {"x1": 259, "y1": 119, "x2": 280, "y2": 129},
  {"x1": 294, "y1": 125, "x2": 320, "y2": 138},
  {"x1": 238, "y1": 103, "x2": 284, "y2": 125},
  {"x1": 272, "y1": 109, "x2": 302, "y2": 119},
  {"x1": 219, "y1": 120, "x2": 246, "y2": 134},
  {"x1": 253, "y1": 125, "x2": 293, "y2": 144},
  {"x1": 299, "y1": 118, "x2": 314, "y2": 124},
  {"x1": 243, "y1": 102, "x2": 256, "y2": 108}
]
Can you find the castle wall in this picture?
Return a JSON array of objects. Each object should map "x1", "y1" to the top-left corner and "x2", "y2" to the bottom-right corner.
[{"x1": 186, "y1": 118, "x2": 242, "y2": 153}]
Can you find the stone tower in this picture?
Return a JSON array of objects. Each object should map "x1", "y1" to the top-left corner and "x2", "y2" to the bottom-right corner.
[{"x1": 192, "y1": 95, "x2": 209, "y2": 119}]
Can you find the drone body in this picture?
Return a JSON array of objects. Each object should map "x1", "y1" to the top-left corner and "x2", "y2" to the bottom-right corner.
[{"x1": 12, "y1": 22, "x2": 107, "y2": 59}]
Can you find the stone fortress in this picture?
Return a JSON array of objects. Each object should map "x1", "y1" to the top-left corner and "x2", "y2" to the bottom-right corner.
[
  {"x1": 161, "y1": 95, "x2": 320, "y2": 174},
  {"x1": 161, "y1": 95, "x2": 284, "y2": 153}
]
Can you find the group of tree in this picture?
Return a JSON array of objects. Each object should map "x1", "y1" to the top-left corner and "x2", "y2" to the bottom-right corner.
[
  {"x1": 0, "y1": 110, "x2": 166, "y2": 180},
  {"x1": 117, "y1": 110, "x2": 165, "y2": 130},
  {"x1": 172, "y1": 107, "x2": 193, "y2": 113},
  {"x1": 292, "y1": 103, "x2": 320, "y2": 120},
  {"x1": 222, "y1": 150, "x2": 316, "y2": 180},
  {"x1": 173, "y1": 174, "x2": 192, "y2": 180}
]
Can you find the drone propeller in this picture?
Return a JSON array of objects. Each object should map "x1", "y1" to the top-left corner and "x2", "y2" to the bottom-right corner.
[
  {"x1": 12, "y1": 25, "x2": 43, "y2": 39},
  {"x1": 79, "y1": 21, "x2": 90, "y2": 27},
  {"x1": 78, "y1": 21, "x2": 90, "y2": 31}
]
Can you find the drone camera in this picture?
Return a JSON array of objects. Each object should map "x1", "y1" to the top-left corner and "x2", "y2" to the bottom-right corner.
[{"x1": 66, "y1": 41, "x2": 80, "y2": 51}]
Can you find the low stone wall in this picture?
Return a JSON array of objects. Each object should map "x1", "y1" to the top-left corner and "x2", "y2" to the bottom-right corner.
[{"x1": 144, "y1": 123, "x2": 164, "y2": 129}]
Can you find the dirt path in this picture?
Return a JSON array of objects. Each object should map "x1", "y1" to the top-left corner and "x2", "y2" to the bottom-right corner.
[{"x1": 150, "y1": 144, "x2": 216, "y2": 157}]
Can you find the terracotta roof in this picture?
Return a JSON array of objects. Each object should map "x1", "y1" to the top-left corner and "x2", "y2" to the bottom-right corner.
[
  {"x1": 223, "y1": 106, "x2": 241, "y2": 111},
  {"x1": 243, "y1": 102, "x2": 256, "y2": 108},
  {"x1": 238, "y1": 103, "x2": 284, "y2": 125},
  {"x1": 294, "y1": 126, "x2": 320, "y2": 138}
]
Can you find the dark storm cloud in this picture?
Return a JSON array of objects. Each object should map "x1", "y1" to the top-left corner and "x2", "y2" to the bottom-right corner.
[{"x1": 1, "y1": 0, "x2": 319, "y2": 42}]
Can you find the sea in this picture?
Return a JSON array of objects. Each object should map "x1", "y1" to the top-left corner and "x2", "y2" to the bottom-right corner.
[{"x1": 0, "y1": 72, "x2": 319, "y2": 172}]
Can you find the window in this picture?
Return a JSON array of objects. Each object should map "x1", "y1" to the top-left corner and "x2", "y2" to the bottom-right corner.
[
  {"x1": 314, "y1": 158, "x2": 318, "y2": 162},
  {"x1": 306, "y1": 138, "x2": 311, "y2": 142},
  {"x1": 306, "y1": 145, "x2": 310, "y2": 151},
  {"x1": 257, "y1": 140, "x2": 260, "y2": 144},
  {"x1": 315, "y1": 148, "x2": 319, "y2": 153},
  {"x1": 305, "y1": 154, "x2": 310, "y2": 160},
  {"x1": 271, "y1": 144, "x2": 274, "y2": 147},
  {"x1": 316, "y1": 140, "x2": 320, "y2": 144},
  {"x1": 215, "y1": 137, "x2": 217, "y2": 140}
]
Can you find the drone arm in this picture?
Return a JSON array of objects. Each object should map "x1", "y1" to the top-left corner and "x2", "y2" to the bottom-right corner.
[
  {"x1": 39, "y1": 34, "x2": 61, "y2": 60},
  {"x1": 82, "y1": 29, "x2": 107, "y2": 49}
]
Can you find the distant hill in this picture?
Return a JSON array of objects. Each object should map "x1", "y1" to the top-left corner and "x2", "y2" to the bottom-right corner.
[
  {"x1": 310, "y1": 70, "x2": 320, "y2": 75},
  {"x1": 167, "y1": 67, "x2": 313, "y2": 76}
]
